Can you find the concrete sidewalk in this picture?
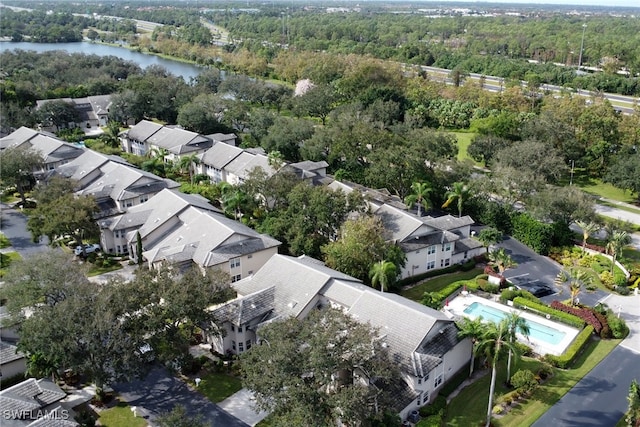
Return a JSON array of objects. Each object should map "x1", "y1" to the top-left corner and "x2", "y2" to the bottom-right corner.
[{"x1": 218, "y1": 389, "x2": 269, "y2": 426}]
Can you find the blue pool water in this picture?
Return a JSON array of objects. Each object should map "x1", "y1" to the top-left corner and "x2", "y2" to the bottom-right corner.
[{"x1": 463, "y1": 302, "x2": 566, "y2": 345}]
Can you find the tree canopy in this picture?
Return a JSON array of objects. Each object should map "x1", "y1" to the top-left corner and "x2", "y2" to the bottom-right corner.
[{"x1": 240, "y1": 308, "x2": 400, "y2": 427}]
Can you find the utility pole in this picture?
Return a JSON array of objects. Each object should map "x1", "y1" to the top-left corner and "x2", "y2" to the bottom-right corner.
[{"x1": 577, "y1": 24, "x2": 587, "y2": 72}]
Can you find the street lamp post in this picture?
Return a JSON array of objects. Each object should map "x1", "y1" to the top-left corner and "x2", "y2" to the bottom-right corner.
[
  {"x1": 577, "y1": 24, "x2": 587, "y2": 72},
  {"x1": 569, "y1": 160, "x2": 575, "y2": 186}
]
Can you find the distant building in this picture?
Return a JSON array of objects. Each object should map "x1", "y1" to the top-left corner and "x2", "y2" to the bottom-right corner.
[{"x1": 36, "y1": 95, "x2": 111, "y2": 133}]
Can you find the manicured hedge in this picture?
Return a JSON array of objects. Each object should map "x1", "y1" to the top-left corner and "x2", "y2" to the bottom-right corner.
[
  {"x1": 511, "y1": 212, "x2": 553, "y2": 255},
  {"x1": 550, "y1": 301, "x2": 602, "y2": 334},
  {"x1": 512, "y1": 297, "x2": 585, "y2": 329},
  {"x1": 544, "y1": 326, "x2": 594, "y2": 368}
]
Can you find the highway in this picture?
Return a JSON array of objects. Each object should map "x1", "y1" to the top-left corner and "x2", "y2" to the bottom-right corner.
[{"x1": 417, "y1": 65, "x2": 639, "y2": 115}]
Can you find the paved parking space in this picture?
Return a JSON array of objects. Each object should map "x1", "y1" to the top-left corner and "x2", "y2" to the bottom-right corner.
[
  {"x1": 218, "y1": 388, "x2": 269, "y2": 426},
  {"x1": 113, "y1": 367, "x2": 249, "y2": 427}
]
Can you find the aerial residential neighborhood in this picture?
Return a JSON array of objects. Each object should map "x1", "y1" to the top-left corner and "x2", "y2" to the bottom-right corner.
[{"x1": 1, "y1": 1, "x2": 640, "y2": 427}]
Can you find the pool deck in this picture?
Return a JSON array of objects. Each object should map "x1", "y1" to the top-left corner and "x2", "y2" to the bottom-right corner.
[{"x1": 444, "y1": 294, "x2": 579, "y2": 356}]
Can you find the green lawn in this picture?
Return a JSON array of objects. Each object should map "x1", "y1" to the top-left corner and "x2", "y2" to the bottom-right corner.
[
  {"x1": 445, "y1": 338, "x2": 620, "y2": 427},
  {"x1": 192, "y1": 372, "x2": 243, "y2": 403},
  {"x1": 400, "y1": 268, "x2": 483, "y2": 302},
  {"x1": 451, "y1": 132, "x2": 479, "y2": 163},
  {"x1": 559, "y1": 168, "x2": 638, "y2": 204},
  {"x1": 87, "y1": 262, "x2": 123, "y2": 277},
  {"x1": 98, "y1": 400, "x2": 147, "y2": 427}
]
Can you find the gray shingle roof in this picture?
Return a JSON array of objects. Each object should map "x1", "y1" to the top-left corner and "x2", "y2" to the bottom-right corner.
[
  {"x1": 0, "y1": 341, "x2": 25, "y2": 364},
  {"x1": 27, "y1": 406, "x2": 79, "y2": 426},
  {"x1": 0, "y1": 378, "x2": 66, "y2": 415},
  {"x1": 424, "y1": 215, "x2": 474, "y2": 230},
  {"x1": 0, "y1": 126, "x2": 39, "y2": 149},
  {"x1": 229, "y1": 254, "x2": 454, "y2": 377},
  {"x1": 126, "y1": 120, "x2": 163, "y2": 142},
  {"x1": 199, "y1": 141, "x2": 243, "y2": 169},
  {"x1": 452, "y1": 237, "x2": 484, "y2": 254},
  {"x1": 233, "y1": 255, "x2": 358, "y2": 318},
  {"x1": 211, "y1": 287, "x2": 275, "y2": 326},
  {"x1": 141, "y1": 208, "x2": 280, "y2": 267}
]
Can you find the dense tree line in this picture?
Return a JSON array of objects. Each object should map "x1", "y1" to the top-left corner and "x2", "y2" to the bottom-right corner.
[{"x1": 0, "y1": 9, "x2": 92, "y2": 42}]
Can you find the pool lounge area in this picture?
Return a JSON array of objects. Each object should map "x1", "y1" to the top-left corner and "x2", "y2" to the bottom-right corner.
[{"x1": 444, "y1": 294, "x2": 580, "y2": 356}]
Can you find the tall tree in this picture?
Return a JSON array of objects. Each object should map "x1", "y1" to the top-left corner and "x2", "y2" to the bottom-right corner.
[
  {"x1": 404, "y1": 182, "x2": 432, "y2": 217},
  {"x1": 442, "y1": 181, "x2": 471, "y2": 218},
  {"x1": 476, "y1": 319, "x2": 519, "y2": 427},
  {"x1": 604, "y1": 153, "x2": 640, "y2": 203},
  {"x1": 369, "y1": 260, "x2": 397, "y2": 292},
  {"x1": 503, "y1": 312, "x2": 530, "y2": 382},
  {"x1": 36, "y1": 99, "x2": 80, "y2": 131},
  {"x1": 177, "y1": 153, "x2": 201, "y2": 185},
  {"x1": 476, "y1": 227, "x2": 503, "y2": 252},
  {"x1": 574, "y1": 220, "x2": 600, "y2": 253},
  {"x1": 0, "y1": 146, "x2": 44, "y2": 204},
  {"x1": 322, "y1": 216, "x2": 401, "y2": 285},
  {"x1": 27, "y1": 193, "x2": 99, "y2": 248},
  {"x1": 456, "y1": 317, "x2": 486, "y2": 376},
  {"x1": 241, "y1": 308, "x2": 400, "y2": 427},
  {"x1": 606, "y1": 230, "x2": 631, "y2": 273}
]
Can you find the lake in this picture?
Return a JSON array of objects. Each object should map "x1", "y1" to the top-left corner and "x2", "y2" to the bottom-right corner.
[{"x1": 0, "y1": 41, "x2": 205, "y2": 81}]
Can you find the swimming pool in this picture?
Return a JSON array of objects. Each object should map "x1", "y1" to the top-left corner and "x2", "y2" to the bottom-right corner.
[{"x1": 463, "y1": 301, "x2": 566, "y2": 345}]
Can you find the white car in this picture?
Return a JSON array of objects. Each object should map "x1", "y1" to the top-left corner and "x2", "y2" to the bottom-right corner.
[{"x1": 74, "y1": 243, "x2": 101, "y2": 256}]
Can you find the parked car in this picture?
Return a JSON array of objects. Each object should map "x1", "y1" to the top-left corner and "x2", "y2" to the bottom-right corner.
[{"x1": 74, "y1": 243, "x2": 101, "y2": 257}]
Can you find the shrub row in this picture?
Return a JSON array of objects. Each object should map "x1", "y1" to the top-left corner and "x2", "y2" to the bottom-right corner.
[
  {"x1": 511, "y1": 212, "x2": 553, "y2": 255},
  {"x1": 550, "y1": 301, "x2": 602, "y2": 334},
  {"x1": 500, "y1": 288, "x2": 538, "y2": 302},
  {"x1": 544, "y1": 325, "x2": 594, "y2": 368},
  {"x1": 512, "y1": 297, "x2": 585, "y2": 329}
]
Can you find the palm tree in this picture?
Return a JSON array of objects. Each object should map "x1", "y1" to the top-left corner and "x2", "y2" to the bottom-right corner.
[
  {"x1": 142, "y1": 147, "x2": 169, "y2": 177},
  {"x1": 368, "y1": 260, "x2": 396, "y2": 292},
  {"x1": 564, "y1": 268, "x2": 593, "y2": 306},
  {"x1": 476, "y1": 319, "x2": 519, "y2": 427},
  {"x1": 404, "y1": 182, "x2": 432, "y2": 217},
  {"x1": 504, "y1": 311, "x2": 530, "y2": 382},
  {"x1": 220, "y1": 182, "x2": 250, "y2": 220},
  {"x1": 487, "y1": 247, "x2": 516, "y2": 274},
  {"x1": 442, "y1": 182, "x2": 471, "y2": 218},
  {"x1": 606, "y1": 230, "x2": 631, "y2": 273},
  {"x1": 457, "y1": 317, "x2": 486, "y2": 376},
  {"x1": 575, "y1": 220, "x2": 600, "y2": 253},
  {"x1": 178, "y1": 154, "x2": 201, "y2": 185}
]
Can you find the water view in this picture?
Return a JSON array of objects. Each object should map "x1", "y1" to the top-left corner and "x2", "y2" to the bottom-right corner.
[{"x1": 0, "y1": 41, "x2": 204, "y2": 81}]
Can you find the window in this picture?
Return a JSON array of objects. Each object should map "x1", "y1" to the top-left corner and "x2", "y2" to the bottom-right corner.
[
  {"x1": 140, "y1": 195, "x2": 149, "y2": 203},
  {"x1": 232, "y1": 340, "x2": 236, "y2": 350},
  {"x1": 231, "y1": 325, "x2": 235, "y2": 332},
  {"x1": 116, "y1": 245, "x2": 121, "y2": 253},
  {"x1": 230, "y1": 257, "x2": 241, "y2": 269},
  {"x1": 434, "y1": 373, "x2": 443, "y2": 388},
  {"x1": 248, "y1": 270, "x2": 253, "y2": 275},
  {"x1": 427, "y1": 245, "x2": 436, "y2": 255},
  {"x1": 444, "y1": 258, "x2": 450, "y2": 267},
  {"x1": 231, "y1": 274, "x2": 242, "y2": 283},
  {"x1": 464, "y1": 251, "x2": 468, "y2": 259},
  {"x1": 426, "y1": 260, "x2": 436, "y2": 270},
  {"x1": 238, "y1": 326, "x2": 243, "y2": 333},
  {"x1": 125, "y1": 200, "x2": 133, "y2": 208},
  {"x1": 442, "y1": 243, "x2": 452, "y2": 252},
  {"x1": 417, "y1": 392, "x2": 422, "y2": 405},
  {"x1": 238, "y1": 342, "x2": 244, "y2": 352},
  {"x1": 247, "y1": 254, "x2": 252, "y2": 259},
  {"x1": 246, "y1": 340, "x2": 252, "y2": 350},
  {"x1": 418, "y1": 378, "x2": 422, "y2": 385}
]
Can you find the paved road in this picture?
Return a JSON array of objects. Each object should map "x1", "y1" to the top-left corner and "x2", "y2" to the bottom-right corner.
[
  {"x1": 113, "y1": 367, "x2": 249, "y2": 427},
  {"x1": 498, "y1": 237, "x2": 608, "y2": 307},
  {"x1": 532, "y1": 345, "x2": 639, "y2": 427},
  {"x1": 0, "y1": 203, "x2": 50, "y2": 257}
]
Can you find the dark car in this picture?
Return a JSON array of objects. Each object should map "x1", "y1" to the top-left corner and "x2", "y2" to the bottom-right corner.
[{"x1": 520, "y1": 283, "x2": 555, "y2": 298}]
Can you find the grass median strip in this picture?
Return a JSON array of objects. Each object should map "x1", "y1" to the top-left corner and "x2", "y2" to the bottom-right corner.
[{"x1": 445, "y1": 338, "x2": 620, "y2": 427}]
